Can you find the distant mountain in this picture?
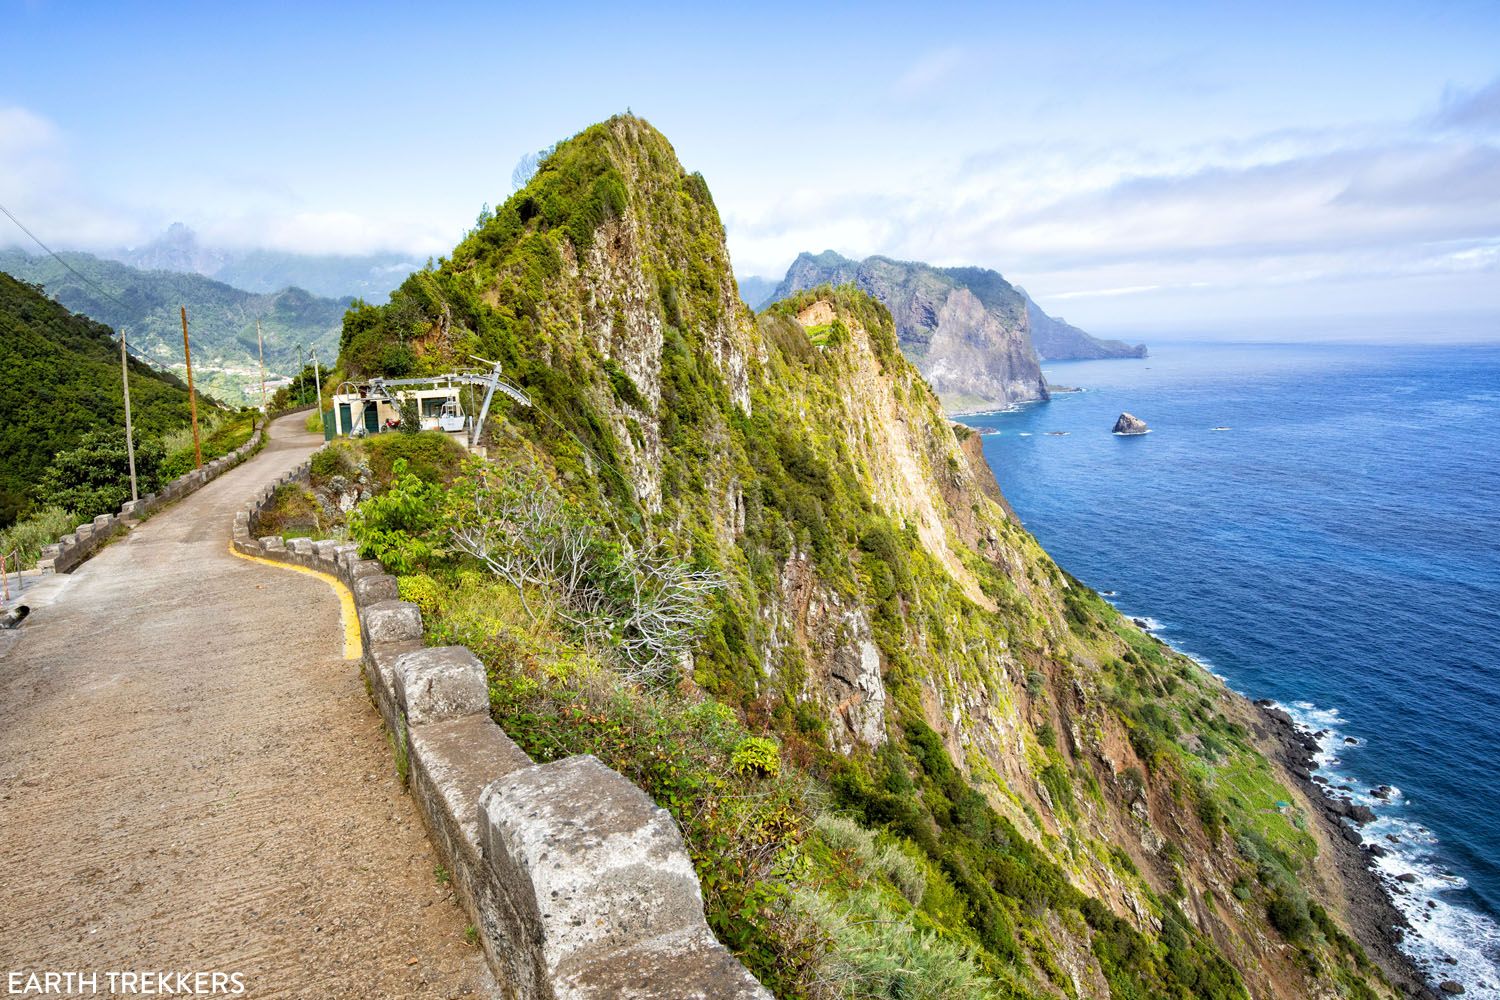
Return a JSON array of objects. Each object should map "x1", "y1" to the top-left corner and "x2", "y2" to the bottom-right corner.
[
  {"x1": 0, "y1": 248, "x2": 351, "y2": 406},
  {"x1": 0, "y1": 272, "x2": 199, "y2": 524},
  {"x1": 109, "y1": 223, "x2": 420, "y2": 301},
  {"x1": 1020, "y1": 291, "x2": 1146, "y2": 361},
  {"x1": 735, "y1": 275, "x2": 779, "y2": 311},
  {"x1": 767, "y1": 251, "x2": 1048, "y2": 411}
]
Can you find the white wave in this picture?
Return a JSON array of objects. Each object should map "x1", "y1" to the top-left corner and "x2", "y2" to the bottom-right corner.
[{"x1": 1275, "y1": 700, "x2": 1500, "y2": 995}]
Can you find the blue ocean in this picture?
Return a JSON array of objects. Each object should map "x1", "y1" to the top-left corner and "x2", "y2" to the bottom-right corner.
[{"x1": 968, "y1": 341, "x2": 1500, "y2": 994}]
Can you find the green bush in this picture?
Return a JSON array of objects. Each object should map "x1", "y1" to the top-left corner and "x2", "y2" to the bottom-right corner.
[
  {"x1": 398, "y1": 574, "x2": 443, "y2": 618},
  {"x1": 731, "y1": 736, "x2": 781, "y2": 778},
  {"x1": 39, "y1": 429, "x2": 163, "y2": 519},
  {"x1": 364, "y1": 431, "x2": 465, "y2": 484},
  {"x1": 348, "y1": 458, "x2": 443, "y2": 574},
  {"x1": 397, "y1": 396, "x2": 421, "y2": 435},
  {"x1": 310, "y1": 442, "x2": 357, "y2": 482}
]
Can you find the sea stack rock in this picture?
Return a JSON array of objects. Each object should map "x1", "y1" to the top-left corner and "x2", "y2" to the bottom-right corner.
[{"x1": 1113, "y1": 412, "x2": 1150, "y2": 435}]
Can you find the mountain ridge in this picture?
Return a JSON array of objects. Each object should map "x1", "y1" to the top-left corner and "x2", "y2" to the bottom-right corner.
[
  {"x1": 767, "y1": 250, "x2": 1050, "y2": 411},
  {"x1": 0, "y1": 272, "x2": 201, "y2": 523},
  {"x1": 0, "y1": 248, "x2": 351, "y2": 405},
  {"x1": 109, "y1": 222, "x2": 420, "y2": 300},
  {"x1": 323, "y1": 114, "x2": 1400, "y2": 999},
  {"x1": 764, "y1": 252, "x2": 1148, "y2": 407}
]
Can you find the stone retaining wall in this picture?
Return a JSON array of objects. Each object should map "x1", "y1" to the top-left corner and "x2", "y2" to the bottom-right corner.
[
  {"x1": 37, "y1": 422, "x2": 267, "y2": 575},
  {"x1": 235, "y1": 455, "x2": 770, "y2": 1000}
]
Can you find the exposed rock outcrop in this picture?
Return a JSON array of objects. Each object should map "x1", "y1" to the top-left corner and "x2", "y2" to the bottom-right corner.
[
  {"x1": 1113, "y1": 412, "x2": 1150, "y2": 435},
  {"x1": 767, "y1": 251, "x2": 1048, "y2": 411}
]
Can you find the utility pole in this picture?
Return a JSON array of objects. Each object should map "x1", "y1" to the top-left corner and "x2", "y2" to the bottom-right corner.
[
  {"x1": 180, "y1": 306, "x2": 202, "y2": 469},
  {"x1": 294, "y1": 342, "x2": 303, "y2": 402},
  {"x1": 120, "y1": 329, "x2": 138, "y2": 502},
  {"x1": 256, "y1": 319, "x2": 268, "y2": 413},
  {"x1": 311, "y1": 347, "x2": 325, "y2": 410}
]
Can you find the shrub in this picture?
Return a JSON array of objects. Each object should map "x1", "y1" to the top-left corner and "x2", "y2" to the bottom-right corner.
[
  {"x1": 348, "y1": 458, "x2": 444, "y2": 574},
  {"x1": 1267, "y1": 885, "x2": 1314, "y2": 941},
  {"x1": 447, "y1": 459, "x2": 722, "y2": 681},
  {"x1": 310, "y1": 443, "x2": 357, "y2": 482},
  {"x1": 874, "y1": 842, "x2": 927, "y2": 906},
  {"x1": 397, "y1": 396, "x2": 421, "y2": 435},
  {"x1": 364, "y1": 431, "x2": 465, "y2": 485},
  {"x1": 731, "y1": 736, "x2": 781, "y2": 779},
  {"x1": 398, "y1": 574, "x2": 443, "y2": 618},
  {"x1": 39, "y1": 429, "x2": 163, "y2": 519}
]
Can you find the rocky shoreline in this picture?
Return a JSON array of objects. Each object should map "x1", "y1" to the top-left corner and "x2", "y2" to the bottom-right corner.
[{"x1": 1249, "y1": 700, "x2": 1453, "y2": 998}]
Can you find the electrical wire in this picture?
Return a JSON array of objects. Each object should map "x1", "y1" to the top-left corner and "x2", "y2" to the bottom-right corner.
[
  {"x1": 0, "y1": 201, "x2": 140, "y2": 316},
  {"x1": 0, "y1": 201, "x2": 301, "y2": 378}
]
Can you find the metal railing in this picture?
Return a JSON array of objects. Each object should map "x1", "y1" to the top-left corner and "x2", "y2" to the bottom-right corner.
[{"x1": 1, "y1": 548, "x2": 18, "y2": 604}]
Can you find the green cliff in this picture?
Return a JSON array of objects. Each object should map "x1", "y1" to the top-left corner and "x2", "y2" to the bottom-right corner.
[{"x1": 330, "y1": 115, "x2": 1396, "y2": 1000}]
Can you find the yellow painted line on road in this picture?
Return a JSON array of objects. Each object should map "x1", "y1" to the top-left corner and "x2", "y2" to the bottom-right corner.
[{"x1": 229, "y1": 543, "x2": 363, "y2": 661}]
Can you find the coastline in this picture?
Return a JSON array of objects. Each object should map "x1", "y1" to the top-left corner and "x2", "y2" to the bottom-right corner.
[
  {"x1": 1246, "y1": 698, "x2": 1441, "y2": 998},
  {"x1": 1122, "y1": 616, "x2": 1441, "y2": 995}
]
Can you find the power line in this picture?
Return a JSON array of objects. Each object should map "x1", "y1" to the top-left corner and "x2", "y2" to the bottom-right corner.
[
  {"x1": 0, "y1": 201, "x2": 138, "y2": 316},
  {"x1": 0, "y1": 201, "x2": 172, "y2": 370}
]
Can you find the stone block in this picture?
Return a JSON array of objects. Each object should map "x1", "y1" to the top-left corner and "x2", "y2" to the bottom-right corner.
[
  {"x1": 259, "y1": 536, "x2": 286, "y2": 553},
  {"x1": 478, "y1": 756, "x2": 771, "y2": 999},
  {"x1": 353, "y1": 574, "x2": 400, "y2": 605},
  {"x1": 349, "y1": 558, "x2": 384, "y2": 580},
  {"x1": 287, "y1": 537, "x2": 314, "y2": 556},
  {"x1": 362, "y1": 600, "x2": 423, "y2": 645},
  {"x1": 395, "y1": 646, "x2": 490, "y2": 726}
]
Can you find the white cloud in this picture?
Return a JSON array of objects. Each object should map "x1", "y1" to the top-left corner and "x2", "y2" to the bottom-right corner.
[
  {"x1": 891, "y1": 47, "x2": 967, "y2": 100},
  {"x1": 725, "y1": 77, "x2": 1500, "y2": 329},
  {"x1": 0, "y1": 104, "x2": 456, "y2": 259},
  {"x1": 196, "y1": 210, "x2": 452, "y2": 257},
  {"x1": 0, "y1": 105, "x2": 142, "y2": 248}
]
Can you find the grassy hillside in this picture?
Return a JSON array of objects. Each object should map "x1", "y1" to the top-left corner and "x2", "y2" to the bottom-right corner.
[
  {"x1": 0, "y1": 273, "x2": 199, "y2": 523},
  {"x1": 323, "y1": 116, "x2": 1393, "y2": 1000},
  {"x1": 0, "y1": 248, "x2": 351, "y2": 405}
]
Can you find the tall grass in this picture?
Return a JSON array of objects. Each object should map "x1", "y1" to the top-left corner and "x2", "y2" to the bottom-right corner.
[
  {"x1": 158, "y1": 410, "x2": 226, "y2": 456},
  {"x1": 0, "y1": 507, "x2": 79, "y2": 568}
]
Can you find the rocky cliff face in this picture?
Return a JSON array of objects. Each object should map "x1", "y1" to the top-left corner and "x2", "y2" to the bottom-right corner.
[
  {"x1": 1023, "y1": 294, "x2": 1147, "y2": 361},
  {"x1": 769, "y1": 252, "x2": 1049, "y2": 411},
  {"x1": 339, "y1": 116, "x2": 1399, "y2": 1000}
]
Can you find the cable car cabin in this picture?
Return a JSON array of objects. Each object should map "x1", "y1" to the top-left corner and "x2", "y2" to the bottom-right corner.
[
  {"x1": 325, "y1": 362, "x2": 530, "y2": 446},
  {"x1": 329, "y1": 378, "x2": 472, "y2": 439}
]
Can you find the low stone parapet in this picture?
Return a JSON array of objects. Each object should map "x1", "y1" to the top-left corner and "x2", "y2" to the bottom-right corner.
[
  {"x1": 235, "y1": 450, "x2": 770, "y2": 1000},
  {"x1": 39, "y1": 423, "x2": 265, "y2": 575}
]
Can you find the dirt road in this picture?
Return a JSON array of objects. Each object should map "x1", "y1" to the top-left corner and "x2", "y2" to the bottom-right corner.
[{"x1": 0, "y1": 414, "x2": 494, "y2": 998}]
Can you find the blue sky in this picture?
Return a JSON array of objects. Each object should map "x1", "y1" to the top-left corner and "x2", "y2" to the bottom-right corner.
[{"x1": 2, "y1": 0, "x2": 1498, "y2": 337}]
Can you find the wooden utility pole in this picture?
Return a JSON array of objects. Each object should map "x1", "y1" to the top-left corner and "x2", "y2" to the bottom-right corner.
[
  {"x1": 256, "y1": 319, "x2": 268, "y2": 413},
  {"x1": 180, "y1": 306, "x2": 202, "y2": 469},
  {"x1": 311, "y1": 347, "x2": 325, "y2": 432},
  {"x1": 120, "y1": 329, "x2": 138, "y2": 502}
]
